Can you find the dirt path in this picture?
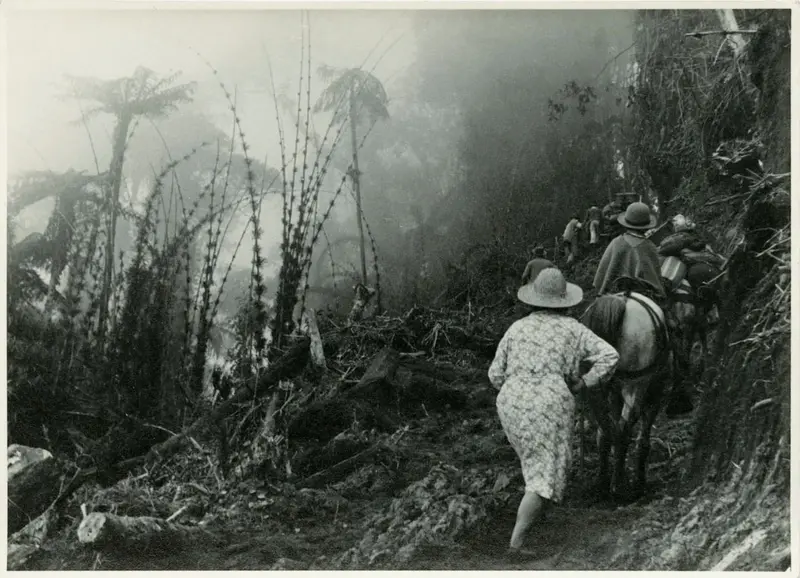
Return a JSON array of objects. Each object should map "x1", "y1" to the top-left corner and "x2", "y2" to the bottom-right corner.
[
  {"x1": 43, "y1": 498, "x2": 652, "y2": 571},
  {"x1": 21, "y1": 359, "x2": 698, "y2": 573},
  {"x1": 407, "y1": 500, "x2": 645, "y2": 571},
  {"x1": 24, "y1": 404, "x2": 787, "y2": 573},
  {"x1": 25, "y1": 411, "x2": 695, "y2": 572}
]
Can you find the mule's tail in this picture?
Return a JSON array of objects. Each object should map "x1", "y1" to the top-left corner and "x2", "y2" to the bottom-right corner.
[{"x1": 581, "y1": 295, "x2": 627, "y2": 349}]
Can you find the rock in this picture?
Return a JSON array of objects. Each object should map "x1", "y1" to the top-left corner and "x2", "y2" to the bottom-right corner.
[
  {"x1": 271, "y1": 557, "x2": 306, "y2": 570},
  {"x1": 7, "y1": 445, "x2": 64, "y2": 534},
  {"x1": 493, "y1": 472, "x2": 512, "y2": 493},
  {"x1": 8, "y1": 445, "x2": 53, "y2": 478},
  {"x1": 6, "y1": 543, "x2": 38, "y2": 569},
  {"x1": 396, "y1": 543, "x2": 416, "y2": 563}
]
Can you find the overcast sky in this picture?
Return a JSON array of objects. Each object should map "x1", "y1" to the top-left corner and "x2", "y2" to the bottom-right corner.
[{"x1": 4, "y1": 6, "x2": 416, "y2": 175}]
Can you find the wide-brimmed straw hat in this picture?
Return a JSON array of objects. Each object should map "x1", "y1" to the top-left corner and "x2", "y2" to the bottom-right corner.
[
  {"x1": 618, "y1": 201, "x2": 657, "y2": 230},
  {"x1": 517, "y1": 267, "x2": 583, "y2": 309}
]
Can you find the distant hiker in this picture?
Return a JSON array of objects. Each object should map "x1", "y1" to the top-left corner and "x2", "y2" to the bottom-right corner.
[
  {"x1": 521, "y1": 255, "x2": 554, "y2": 285},
  {"x1": 562, "y1": 214, "x2": 582, "y2": 264},
  {"x1": 593, "y1": 201, "x2": 665, "y2": 301},
  {"x1": 586, "y1": 205, "x2": 602, "y2": 245},
  {"x1": 602, "y1": 199, "x2": 623, "y2": 223},
  {"x1": 489, "y1": 268, "x2": 619, "y2": 557},
  {"x1": 601, "y1": 198, "x2": 625, "y2": 239}
]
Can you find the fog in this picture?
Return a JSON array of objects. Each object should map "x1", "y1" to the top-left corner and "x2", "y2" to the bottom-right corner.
[
  {"x1": 5, "y1": 5, "x2": 634, "y2": 318},
  {"x1": 7, "y1": 9, "x2": 414, "y2": 174}
]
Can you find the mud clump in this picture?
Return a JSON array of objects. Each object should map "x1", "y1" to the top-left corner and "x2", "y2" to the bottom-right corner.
[{"x1": 334, "y1": 463, "x2": 517, "y2": 569}]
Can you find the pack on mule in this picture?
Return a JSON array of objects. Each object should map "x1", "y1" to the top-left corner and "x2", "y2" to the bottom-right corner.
[
  {"x1": 668, "y1": 260, "x2": 723, "y2": 382},
  {"x1": 656, "y1": 223, "x2": 725, "y2": 327},
  {"x1": 651, "y1": 218, "x2": 724, "y2": 410}
]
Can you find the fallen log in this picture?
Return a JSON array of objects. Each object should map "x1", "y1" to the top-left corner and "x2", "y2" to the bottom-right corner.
[
  {"x1": 393, "y1": 368, "x2": 469, "y2": 409},
  {"x1": 77, "y1": 512, "x2": 212, "y2": 553},
  {"x1": 144, "y1": 336, "x2": 310, "y2": 464},
  {"x1": 344, "y1": 346, "x2": 400, "y2": 402},
  {"x1": 294, "y1": 434, "x2": 372, "y2": 478},
  {"x1": 292, "y1": 345, "x2": 482, "y2": 444},
  {"x1": 444, "y1": 327, "x2": 499, "y2": 357},
  {"x1": 300, "y1": 442, "x2": 390, "y2": 489},
  {"x1": 398, "y1": 358, "x2": 485, "y2": 383},
  {"x1": 49, "y1": 337, "x2": 311, "y2": 510},
  {"x1": 7, "y1": 501, "x2": 60, "y2": 570},
  {"x1": 288, "y1": 397, "x2": 398, "y2": 442},
  {"x1": 7, "y1": 544, "x2": 39, "y2": 570}
]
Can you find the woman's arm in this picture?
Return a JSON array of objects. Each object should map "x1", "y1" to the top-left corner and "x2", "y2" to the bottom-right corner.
[
  {"x1": 488, "y1": 330, "x2": 511, "y2": 390},
  {"x1": 577, "y1": 325, "x2": 619, "y2": 388}
]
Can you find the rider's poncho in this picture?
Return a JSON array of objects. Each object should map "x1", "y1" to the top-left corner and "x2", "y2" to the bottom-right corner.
[{"x1": 594, "y1": 232, "x2": 666, "y2": 299}]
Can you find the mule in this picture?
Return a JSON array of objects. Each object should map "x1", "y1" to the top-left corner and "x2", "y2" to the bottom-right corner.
[
  {"x1": 579, "y1": 287, "x2": 672, "y2": 500},
  {"x1": 670, "y1": 291, "x2": 712, "y2": 377},
  {"x1": 669, "y1": 265, "x2": 722, "y2": 380}
]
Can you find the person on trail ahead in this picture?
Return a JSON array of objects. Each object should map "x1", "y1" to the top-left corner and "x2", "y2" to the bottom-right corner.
[
  {"x1": 562, "y1": 215, "x2": 582, "y2": 264},
  {"x1": 585, "y1": 205, "x2": 602, "y2": 246},
  {"x1": 593, "y1": 201, "x2": 666, "y2": 301},
  {"x1": 521, "y1": 256, "x2": 554, "y2": 285},
  {"x1": 489, "y1": 268, "x2": 619, "y2": 558},
  {"x1": 602, "y1": 199, "x2": 623, "y2": 223}
]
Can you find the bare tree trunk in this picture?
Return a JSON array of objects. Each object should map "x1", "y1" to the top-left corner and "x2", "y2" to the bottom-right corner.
[
  {"x1": 349, "y1": 89, "x2": 368, "y2": 286},
  {"x1": 96, "y1": 110, "x2": 133, "y2": 347},
  {"x1": 715, "y1": 9, "x2": 748, "y2": 57}
]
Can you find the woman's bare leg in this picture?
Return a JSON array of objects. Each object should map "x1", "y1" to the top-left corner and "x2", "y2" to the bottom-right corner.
[{"x1": 510, "y1": 491, "x2": 544, "y2": 549}]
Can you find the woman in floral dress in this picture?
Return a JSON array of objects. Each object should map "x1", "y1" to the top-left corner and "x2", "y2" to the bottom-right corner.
[{"x1": 489, "y1": 267, "x2": 619, "y2": 556}]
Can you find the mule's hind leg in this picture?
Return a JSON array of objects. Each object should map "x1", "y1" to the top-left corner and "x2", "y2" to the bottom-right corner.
[
  {"x1": 614, "y1": 376, "x2": 652, "y2": 502},
  {"x1": 595, "y1": 426, "x2": 613, "y2": 499},
  {"x1": 666, "y1": 334, "x2": 694, "y2": 418},
  {"x1": 612, "y1": 419, "x2": 634, "y2": 502},
  {"x1": 698, "y1": 326, "x2": 709, "y2": 377},
  {"x1": 584, "y1": 387, "x2": 616, "y2": 500},
  {"x1": 634, "y1": 373, "x2": 668, "y2": 495},
  {"x1": 610, "y1": 385, "x2": 636, "y2": 501}
]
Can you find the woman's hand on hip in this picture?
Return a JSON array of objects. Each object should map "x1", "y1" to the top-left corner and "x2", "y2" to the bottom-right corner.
[{"x1": 568, "y1": 377, "x2": 586, "y2": 394}]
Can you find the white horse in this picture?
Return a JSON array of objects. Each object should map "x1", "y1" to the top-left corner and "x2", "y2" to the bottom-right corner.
[{"x1": 580, "y1": 289, "x2": 673, "y2": 500}]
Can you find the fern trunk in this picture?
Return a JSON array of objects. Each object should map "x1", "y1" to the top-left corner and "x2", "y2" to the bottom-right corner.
[
  {"x1": 349, "y1": 89, "x2": 368, "y2": 286},
  {"x1": 96, "y1": 110, "x2": 133, "y2": 346}
]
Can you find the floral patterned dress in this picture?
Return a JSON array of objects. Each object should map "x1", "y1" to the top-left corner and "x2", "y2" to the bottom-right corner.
[{"x1": 488, "y1": 311, "x2": 619, "y2": 502}]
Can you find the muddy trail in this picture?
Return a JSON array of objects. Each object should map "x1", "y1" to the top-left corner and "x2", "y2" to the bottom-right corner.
[
  {"x1": 15, "y1": 304, "x2": 790, "y2": 572},
  {"x1": 27, "y1": 408, "x2": 693, "y2": 572}
]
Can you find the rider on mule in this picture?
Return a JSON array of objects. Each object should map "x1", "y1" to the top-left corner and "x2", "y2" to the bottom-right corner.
[
  {"x1": 593, "y1": 202, "x2": 665, "y2": 302},
  {"x1": 593, "y1": 201, "x2": 693, "y2": 416}
]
